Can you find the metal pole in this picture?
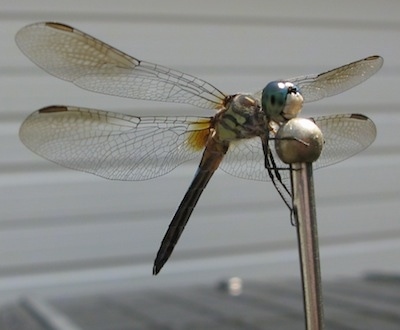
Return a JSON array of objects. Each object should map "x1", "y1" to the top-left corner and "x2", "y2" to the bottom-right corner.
[
  {"x1": 291, "y1": 162, "x2": 324, "y2": 330},
  {"x1": 275, "y1": 117, "x2": 325, "y2": 330}
]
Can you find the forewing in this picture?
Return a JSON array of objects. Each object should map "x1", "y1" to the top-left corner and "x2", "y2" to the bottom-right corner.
[
  {"x1": 252, "y1": 55, "x2": 383, "y2": 103},
  {"x1": 288, "y1": 56, "x2": 383, "y2": 102},
  {"x1": 20, "y1": 106, "x2": 211, "y2": 180},
  {"x1": 16, "y1": 22, "x2": 226, "y2": 110}
]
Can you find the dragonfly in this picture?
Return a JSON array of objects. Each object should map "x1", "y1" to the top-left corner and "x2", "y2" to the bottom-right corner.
[{"x1": 16, "y1": 22, "x2": 383, "y2": 275}]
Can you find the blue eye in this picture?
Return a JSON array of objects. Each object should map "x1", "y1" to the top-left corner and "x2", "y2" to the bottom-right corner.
[{"x1": 261, "y1": 81, "x2": 301, "y2": 121}]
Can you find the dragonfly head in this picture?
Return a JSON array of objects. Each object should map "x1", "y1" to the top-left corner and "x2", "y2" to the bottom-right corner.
[{"x1": 261, "y1": 81, "x2": 304, "y2": 123}]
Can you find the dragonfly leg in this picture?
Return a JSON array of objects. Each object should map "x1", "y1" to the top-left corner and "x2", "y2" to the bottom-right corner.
[
  {"x1": 262, "y1": 136, "x2": 293, "y2": 211},
  {"x1": 265, "y1": 151, "x2": 293, "y2": 211}
]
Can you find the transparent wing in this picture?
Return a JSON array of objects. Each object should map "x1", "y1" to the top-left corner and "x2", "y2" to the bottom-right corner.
[
  {"x1": 15, "y1": 22, "x2": 226, "y2": 110},
  {"x1": 220, "y1": 113, "x2": 376, "y2": 181},
  {"x1": 290, "y1": 56, "x2": 383, "y2": 102},
  {"x1": 220, "y1": 137, "x2": 270, "y2": 181},
  {"x1": 311, "y1": 113, "x2": 376, "y2": 169},
  {"x1": 253, "y1": 56, "x2": 383, "y2": 103},
  {"x1": 19, "y1": 106, "x2": 211, "y2": 180}
]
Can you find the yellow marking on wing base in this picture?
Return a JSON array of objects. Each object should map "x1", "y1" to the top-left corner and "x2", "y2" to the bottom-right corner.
[{"x1": 187, "y1": 120, "x2": 211, "y2": 151}]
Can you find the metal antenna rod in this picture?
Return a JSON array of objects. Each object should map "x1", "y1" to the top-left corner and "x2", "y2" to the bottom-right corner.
[
  {"x1": 275, "y1": 118, "x2": 325, "y2": 330},
  {"x1": 292, "y1": 162, "x2": 324, "y2": 330}
]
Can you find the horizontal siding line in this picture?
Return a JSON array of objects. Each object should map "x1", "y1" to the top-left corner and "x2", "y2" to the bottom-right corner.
[
  {"x1": 1, "y1": 230, "x2": 399, "y2": 278},
  {"x1": 0, "y1": 197, "x2": 287, "y2": 229},
  {"x1": 0, "y1": 254, "x2": 154, "y2": 278},
  {"x1": 1, "y1": 10, "x2": 400, "y2": 31},
  {"x1": 0, "y1": 189, "x2": 398, "y2": 230}
]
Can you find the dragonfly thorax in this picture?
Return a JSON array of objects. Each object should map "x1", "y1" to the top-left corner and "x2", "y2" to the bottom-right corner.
[
  {"x1": 214, "y1": 94, "x2": 265, "y2": 142},
  {"x1": 261, "y1": 81, "x2": 304, "y2": 123}
]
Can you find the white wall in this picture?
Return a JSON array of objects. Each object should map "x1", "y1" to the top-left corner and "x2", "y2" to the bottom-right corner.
[{"x1": 0, "y1": 0, "x2": 399, "y2": 300}]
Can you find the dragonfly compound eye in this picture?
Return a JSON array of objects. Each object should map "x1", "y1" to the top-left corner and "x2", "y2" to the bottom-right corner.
[{"x1": 262, "y1": 81, "x2": 303, "y2": 122}]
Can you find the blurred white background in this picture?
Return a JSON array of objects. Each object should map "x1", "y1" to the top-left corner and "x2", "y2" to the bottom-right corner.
[{"x1": 0, "y1": 0, "x2": 399, "y2": 301}]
